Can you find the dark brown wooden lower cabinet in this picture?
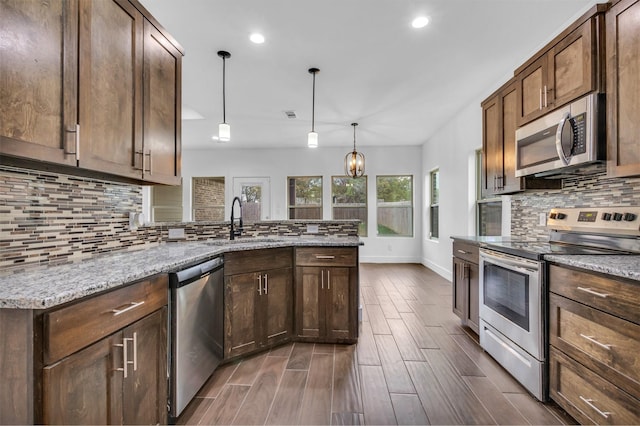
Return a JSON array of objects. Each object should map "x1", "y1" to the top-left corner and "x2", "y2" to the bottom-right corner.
[
  {"x1": 451, "y1": 241, "x2": 479, "y2": 334},
  {"x1": 295, "y1": 265, "x2": 357, "y2": 343},
  {"x1": 42, "y1": 308, "x2": 167, "y2": 425},
  {"x1": 224, "y1": 267, "x2": 293, "y2": 359}
]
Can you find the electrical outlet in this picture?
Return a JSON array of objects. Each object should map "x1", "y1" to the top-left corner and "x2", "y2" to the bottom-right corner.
[
  {"x1": 306, "y1": 224, "x2": 319, "y2": 234},
  {"x1": 168, "y1": 228, "x2": 185, "y2": 239},
  {"x1": 539, "y1": 212, "x2": 547, "y2": 226}
]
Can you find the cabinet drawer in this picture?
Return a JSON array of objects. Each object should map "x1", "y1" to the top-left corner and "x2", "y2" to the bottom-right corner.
[
  {"x1": 549, "y1": 264, "x2": 640, "y2": 325},
  {"x1": 44, "y1": 274, "x2": 168, "y2": 363},
  {"x1": 452, "y1": 241, "x2": 479, "y2": 264},
  {"x1": 295, "y1": 247, "x2": 357, "y2": 267},
  {"x1": 550, "y1": 346, "x2": 640, "y2": 425},
  {"x1": 549, "y1": 293, "x2": 640, "y2": 399},
  {"x1": 224, "y1": 247, "x2": 292, "y2": 275}
]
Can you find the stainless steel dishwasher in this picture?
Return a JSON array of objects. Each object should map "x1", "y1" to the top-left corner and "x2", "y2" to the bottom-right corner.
[{"x1": 168, "y1": 256, "x2": 224, "y2": 421}]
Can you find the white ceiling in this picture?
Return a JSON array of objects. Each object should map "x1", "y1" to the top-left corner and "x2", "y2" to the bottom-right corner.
[{"x1": 140, "y1": 0, "x2": 598, "y2": 150}]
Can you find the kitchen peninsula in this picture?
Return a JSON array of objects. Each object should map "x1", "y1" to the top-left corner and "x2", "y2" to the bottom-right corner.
[{"x1": 0, "y1": 235, "x2": 362, "y2": 424}]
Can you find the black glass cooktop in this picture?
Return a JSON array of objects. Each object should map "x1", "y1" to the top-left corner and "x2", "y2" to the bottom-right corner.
[{"x1": 480, "y1": 239, "x2": 631, "y2": 261}]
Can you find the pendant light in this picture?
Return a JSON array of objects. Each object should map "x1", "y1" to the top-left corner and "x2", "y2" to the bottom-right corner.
[
  {"x1": 345, "y1": 123, "x2": 365, "y2": 178},
  {"x1": 217, "y1": 50, "x2": 231, "y2": 142},
  {"x1": 307, "y1": 67, "x2": 320, "y2": 148}
]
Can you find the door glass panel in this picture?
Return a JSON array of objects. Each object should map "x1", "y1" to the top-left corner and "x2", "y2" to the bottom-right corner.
[
  {"x1": 483, "y1": 263, "x2": 529, "y2": 331},
  {"x1": 241, "y1": 184, "x2": 262, "y2": 222}
]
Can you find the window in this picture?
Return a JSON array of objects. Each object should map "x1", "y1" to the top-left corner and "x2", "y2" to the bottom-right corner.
[
  {"x1": 192, "y1": 177, "x2": 225, "y2": 221},
  {"x1": 376, "y1": 175, "x2": 413, "y2": 237},
  {"x1": 429, "y1": 169, "x2": 439, "y2": 239},
  {"x1": 151, "y1": 184, "x2": 182, "y2": 222},
  {"x1": 476, "y1": 149, "x2": 502, "y2": 236},
  {"x1": 288, "y1": 176, "x2": 322, "y2": 219},
  {"x1": 332, "y1": 176, "x2": 367, "y2": 236}
]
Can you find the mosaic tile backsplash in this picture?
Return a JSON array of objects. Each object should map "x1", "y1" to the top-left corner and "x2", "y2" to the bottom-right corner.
[
  {"x1": 510, "y1": 171, "x2": 640, "y2": 240},
  {"x1": 0, "y1": 166, "x2": 359, "y2": 270}
]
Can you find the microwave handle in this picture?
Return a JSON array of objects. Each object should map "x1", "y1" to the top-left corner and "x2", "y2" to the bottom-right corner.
[{"x1": 555, "y1": 112, "x2": 572, "y2": 166}]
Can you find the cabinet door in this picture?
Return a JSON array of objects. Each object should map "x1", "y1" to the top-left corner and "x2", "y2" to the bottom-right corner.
[
  {"x1": 466, "y1": 262, "x2": 480, "y2": 334},
  {"x1": 42, "y1": 333, "x2": 123, "y2": 425},
  {"x1": 122, "y1": 308, "x2": 168, "y2": 425},
  {"x1": 224, "y1": 273, "x2": 259, "y2": 358},
  {"x1": 0, "y1": 0, "x2": 78, "y2": 166},
  {"x1": 142, "y1": 20, "x2": 182, "y2": 185},
  {"x1": 296, "y1": 266, "x2": 322, "y2": 338},
  {"x1": 517, "y1": 56, "x2": 546, "y2": 125},
  {"x1": 451, "y1": 258, "x2": 465, "y2": 320},
  {"x1": 77, "y1": 0, "x2": 143, "y2": 179},
  {"x1": 481, "y1": 94, "x2": 502, "y2": 197},
  {"x1": 607, "y1": 0, "x2": 640, "y2": 178},
  {"x1": 262, "y1": 268, "x2": 293, "y2": 347},
  {"x1": 548, "y1": 20, "x2": 595, "y2": 108},
  {"x1": 500, "y1": 83, "x2": 520, "y2": 194},
  {"x1": 325, "y1": 267, "x2": 352, "y2": 340}
]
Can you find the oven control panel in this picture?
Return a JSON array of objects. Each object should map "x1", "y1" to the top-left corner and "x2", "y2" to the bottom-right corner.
[{"x1": 547, "y1": 207, "x2": 640, "y2": 236}]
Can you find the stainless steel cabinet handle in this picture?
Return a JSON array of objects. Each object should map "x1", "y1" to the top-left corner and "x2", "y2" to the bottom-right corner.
[
  {"x1": 580, "y1": 334, "x2": 612, "y2": 350},
  {"x1": 64, "y1": 124, "x2": 80, "y2": 160},
  {"x1": 577, "y1": 287, "x2": 610, "y2": 298},
  {"x1": 111, "y1": 301, "x2": 145, "y2": 316},
  {"x1": 114, "y1": 336, "x2": 133, "y2": 378},
  {"x1": 457, "y1": 249, "x2": 469, "y2": 254},
  {"x1": 316, "y1": 255, "x2": 335, "y2": 260},
  {"x1": 327, "y1": 270, "x2": 330, "y2": 290},
  {"x1": 539, "y1": 88, "x2": 543, "y2": 110},
  {"x1": 579, "y1": 396, "x2": 611, "y2": 419},
  {"x1": 543, "y1": 85, "x2": 548, "y2": 108},
  {"x1": 114, "y1": 342, "x2": 126, "y2": 377},
  {"x1": 264, "y1": 274, "x2": 268, "y2": 294},
  {"x1": 145, "y1": 150, "x2": 152, "y2": 174},
  {"x1": 257, "y1": 274, "x2": 262, "y2": 295},
  {"x1": 135, "y1": 150, "x2": 145, "y2": 171},
  {"x1": 321, "y1": 270, "x2": 324, "y2": 290},
  {"x1": 131, "y1": 332, "x2": 137, "y2": 372}
]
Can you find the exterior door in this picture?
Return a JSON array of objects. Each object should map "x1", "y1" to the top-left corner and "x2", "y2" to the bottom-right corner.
[{"x1": 233, "y1": 177, "x2": 271, "y2": 221}]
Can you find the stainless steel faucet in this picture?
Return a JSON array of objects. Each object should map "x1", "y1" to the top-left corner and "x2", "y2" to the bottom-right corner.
[{"x1": 230, "y1": 196, "x2": 243, "y2": 240}]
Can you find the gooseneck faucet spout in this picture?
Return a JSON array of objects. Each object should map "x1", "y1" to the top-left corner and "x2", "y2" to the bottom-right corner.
[{"x1": 230, "y1": 196, "x2": 243, "y2": 240}]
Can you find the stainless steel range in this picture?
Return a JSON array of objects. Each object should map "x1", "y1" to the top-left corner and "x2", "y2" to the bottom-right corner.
[{"x1": 479, "y1": 207, "x2": 640, "y2": 401}]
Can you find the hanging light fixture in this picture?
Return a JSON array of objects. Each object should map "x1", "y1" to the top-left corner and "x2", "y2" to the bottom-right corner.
[
  {"x1": 345, "y1": 123, "x2": 365, "y2": 178},
  {"x1": 217, "y1": 50, "x2": 231, "y2": 142},
  {"x1": 307, "y1": 67, "x2": 320, "y2": 148}
]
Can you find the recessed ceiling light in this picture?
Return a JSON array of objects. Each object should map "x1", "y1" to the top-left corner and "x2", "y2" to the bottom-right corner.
[
  {"x1": 249, "y1": 33, "x2": 265, "y2": 44},
  {"x1": 411, "y1": 16, "x2": 429, "y2": 29}
]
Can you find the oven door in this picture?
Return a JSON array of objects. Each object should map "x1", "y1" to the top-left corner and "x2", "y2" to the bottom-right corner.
[{"x1": 479, "y1": 249, "x2": 544, "y2": 360}]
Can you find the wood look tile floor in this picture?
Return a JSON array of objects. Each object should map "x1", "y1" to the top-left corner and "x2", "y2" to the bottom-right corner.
[{"x1": 177, "y1": 263, "x2": 575, "y2": 425}]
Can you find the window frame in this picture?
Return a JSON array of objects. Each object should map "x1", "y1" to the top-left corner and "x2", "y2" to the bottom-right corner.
[
  {"x1": 375, "y1": 175, "x2": 414, "y2": 238},
  {"x1": 429, "y1": 169, "x2": 439, "y2": 240},
  {"x1": 191, "y1": 176, "x2": 226, "y2": 222},
  {"x1": 287, "y1": 176, "x2": 323, "y2": 220},
  {"x1": 331, "y1": 175, "x2": 368, "y2": 236}
]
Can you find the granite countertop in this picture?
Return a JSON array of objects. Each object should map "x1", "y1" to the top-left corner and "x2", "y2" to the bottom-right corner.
[
  {"x1": 545, "y1": 254, "x2": 640, "y2": 281},
  {"x1": 450, "y1": 235, "x2": 515, "y2": 245},
  {"x1": 0, "y1": 236, "x2": 362, "y2": 310}
]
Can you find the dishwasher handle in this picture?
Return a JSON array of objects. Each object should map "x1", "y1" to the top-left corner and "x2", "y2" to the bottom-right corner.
[{"x1": 173, "y1": 257, "x2": 224, "y2": 285}]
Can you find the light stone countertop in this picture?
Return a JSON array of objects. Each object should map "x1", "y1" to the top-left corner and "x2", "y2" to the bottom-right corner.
[
  {"x1": 0, "y1": 236, "x2": 362, "y2": 310},
  {"x1": 544, "y1": 254, "x2": 640, "y2": 281}
]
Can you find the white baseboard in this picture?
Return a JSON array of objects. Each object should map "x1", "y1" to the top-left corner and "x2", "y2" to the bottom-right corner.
[
  {"x1": 359, "y1": 255, "x2": 422, "y2": 264},
  {"x1": 420, "y1": 257, "x2": 452, "y2": 281}
]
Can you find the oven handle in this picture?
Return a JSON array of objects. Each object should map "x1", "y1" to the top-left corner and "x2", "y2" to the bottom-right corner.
[{"x1": 480, "y1": 249, "x2": 539, "y2": 273}]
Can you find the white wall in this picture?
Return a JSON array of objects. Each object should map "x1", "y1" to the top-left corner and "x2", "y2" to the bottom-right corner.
[
  {"x1": 181, "y1": 145, "x2": 423, "y2": 263},
  {"x1": 421, "y1": 99, "x2": 483, "y2": 280}
]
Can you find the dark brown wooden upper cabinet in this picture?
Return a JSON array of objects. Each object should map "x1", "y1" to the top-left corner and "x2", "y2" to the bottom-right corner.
[
  {"x1": 606, "y1": 0, "x2": 640, "y2": 178},
  {"x1": 77, "y1": 0, "x2": 144, "y2": 180},
  {"x1": 515, "y1": 5, "x2": 607, "y2": 127},
  {"x1": 1, "y1": 0, "x2": 183, "y2": 185},
  {"x1": 0, "y1": 0, "x2": 79, "y2": 167},
  {"x1": 142, "y1": 19, "x2": 182, "y2": 185}
]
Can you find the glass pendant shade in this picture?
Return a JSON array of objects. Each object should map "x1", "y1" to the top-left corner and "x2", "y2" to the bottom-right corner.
[
  {"x1": 308, "y1": 131, "x2": 318, "y2": 148},
  {"x1": 345, "y1": 150, "x2": 365, "y2": 178},
  {"x1": 345, "y1": 122, "x2": 365, "y2": 178},
  {"x1": 219, "y1": 122, "x2": 230, "y2": 142}
]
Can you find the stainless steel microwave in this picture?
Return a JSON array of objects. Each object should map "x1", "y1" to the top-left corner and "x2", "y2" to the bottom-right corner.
[{"x1": 515, "y1": 93, "x2": 605, "y2": 178}]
